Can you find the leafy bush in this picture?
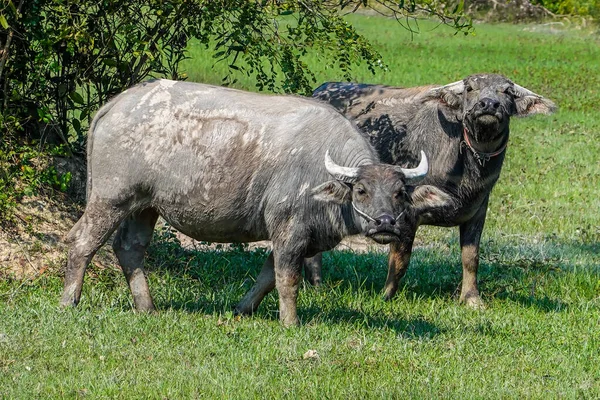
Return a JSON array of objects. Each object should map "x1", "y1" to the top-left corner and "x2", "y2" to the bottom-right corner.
[{"x1": 532, "y1": 0, "x2": 600, "y2": 17}]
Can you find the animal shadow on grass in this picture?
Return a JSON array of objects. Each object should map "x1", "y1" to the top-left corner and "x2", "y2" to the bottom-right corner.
[
  {"x1": 300, "y1": 304, "x2": 443, "y2": 339},
  {"x1": 142, "y1": 236, "x2": 443, "y2": 336},
  {"x1": 143, "y1": 232, "x2": 596, "y2": 322}
]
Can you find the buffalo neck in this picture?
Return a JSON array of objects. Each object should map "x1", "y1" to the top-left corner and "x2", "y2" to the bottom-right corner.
[{"x1": 461, "y1": 126, "x2": 508, "y2": 166}]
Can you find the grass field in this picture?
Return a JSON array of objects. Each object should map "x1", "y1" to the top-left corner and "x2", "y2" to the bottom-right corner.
[{"x1": 1, "y1": 15, "x2": 600, "y2": 398}]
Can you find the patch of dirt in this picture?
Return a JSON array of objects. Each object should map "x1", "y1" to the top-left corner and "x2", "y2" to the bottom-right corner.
[{"x1": 0, "y1": 195, "x2": 117, "y2": 279}]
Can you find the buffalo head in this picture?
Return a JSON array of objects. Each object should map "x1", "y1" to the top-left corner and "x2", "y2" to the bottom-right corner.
[
  {"x1": 312, "y1": 151, "x2": 451, "y2": 244},
  {"x1": 424, "y1": 74, "x2": 557, "y2": 150}
]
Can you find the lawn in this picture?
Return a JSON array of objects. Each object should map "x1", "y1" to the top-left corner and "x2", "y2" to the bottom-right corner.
[{"x1": 1, "y1": 14, "x2": 599, "y2": 399}]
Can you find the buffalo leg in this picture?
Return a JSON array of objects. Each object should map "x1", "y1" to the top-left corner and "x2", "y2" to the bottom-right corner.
[
  {"x1": 459, "y1": 201, "x2": 488, "y2": 309},
  {"x1": 272, "y1": 248, "x2": 303, "y2": 327},
  {"x1": 60, "y1": 200, "x2": 130, "y2": 307},
  {"x1": 112, "y1": 208, "x2": 159, "y2": 312},
  {"x1": 235, "y1": 253, "x2": 276, "y2": 316},
  {"x1": 303, "y1": 253, "x2": 323, "y2": 286},
  {"x1": 383, "y1": 233, "x2": 416, "y2": 301}
]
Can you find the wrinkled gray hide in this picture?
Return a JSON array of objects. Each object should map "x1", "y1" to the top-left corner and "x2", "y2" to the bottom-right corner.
[
  {"x1": 312, "y1": 73, "x2": 556, "y2": 307},
  {"x1": 60, "y1": 79, "x2": 447, "y2": 327}
]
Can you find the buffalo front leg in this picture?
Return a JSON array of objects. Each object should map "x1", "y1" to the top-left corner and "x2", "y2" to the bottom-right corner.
[
  {"x1": 383, "y1": 232, "x2": 416, "y2": 301},
  {"x1": 61, "y1": 201, "x2": 130, "y2": 307},
  {"x1": 235, "y1": 253, "x2": 276, "y2": 316},
  {"x1": 112, "y1": 208, "x2": 159, "y2": 312},
  {"x1": 459, "y1": 201, "x2": 488, "y2": 309},
  {"x1": 303, "y1": 253, "x2": 323, "y2": 286},
  {"x1": 235, "y1": 248, "x2": 303, "y2": 327},
  {"x1": 273, "y1": 248, "x2": 303, "y2": 327}
]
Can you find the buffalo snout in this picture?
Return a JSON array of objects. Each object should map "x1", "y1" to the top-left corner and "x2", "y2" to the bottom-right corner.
[
  {"x1": 477, "y1": 97, "x2": 501, "y2": 112},
  {"x1": 367, "y1": 212, "x2": 402, "y2": 244},
  {"x1": 375, "y1": 213, "x2": 396, "y2": 227}
]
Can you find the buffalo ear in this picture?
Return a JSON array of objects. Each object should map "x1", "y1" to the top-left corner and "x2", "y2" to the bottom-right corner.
[
  {"x1": 409, "y1": 185, "x2": 453, "y2": 212},
  {"x1": 422, "y1": 88, "x2": 462, "y2": 110},
  {"x1": 514, "y1": 94, "x2": 557, "y2": 117},
  {"x1": 312, "y1": 181, "x2": 351, "y2": 204},
  {"x1": 421, "y1": 80, "x2": 464, "y2": 111}
]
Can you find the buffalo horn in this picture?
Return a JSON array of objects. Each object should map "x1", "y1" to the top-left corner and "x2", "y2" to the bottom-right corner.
[
  {"x1": 395, "y1": 150, "x2": 428, "y2": 182},
  {"x1": 324, "y1": 150, "x2": 360, "y2": 183},
  {"x1": 429, "y1": 80, "x2": 465, "y2": 94},
  {"x1": 442, "y1": 80, "x2": 465, "y2": 93},
  {"x1": 512, "y1": 83, "x2": 541, "y2": 98}
]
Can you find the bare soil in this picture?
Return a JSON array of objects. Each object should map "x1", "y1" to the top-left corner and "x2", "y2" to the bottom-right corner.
[{"x1": 0, "y1": 195, "x2": 120, "y2": 279}]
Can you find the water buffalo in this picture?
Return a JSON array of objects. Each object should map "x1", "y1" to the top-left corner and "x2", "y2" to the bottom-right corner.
[
  {"x1": 312, "y1": 73, "x2": 556, "y2": 307},
  {"x1": 60, "y1": 79, "x2": 451, "y2": 326}
]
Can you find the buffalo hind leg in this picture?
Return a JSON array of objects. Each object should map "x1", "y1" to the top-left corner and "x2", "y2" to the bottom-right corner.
[
  {"x1": 112, "y1": 208, "x2": 159, "y2": 312},
  {"x1": 61, "y1": 200, "x2": 130, "y2": 307},
  {"x1": 459, "y1": 201, "x2": 488, "y2": 309},
  {"x1": 383, "y1": 233, "x2": 415, "y2": 301},
  {"x1": 303, "y1": 253, "x2": 323, "y2": 286},
  {"x1": 235, "y1": 252, "x2": 276, "y2": 316}
]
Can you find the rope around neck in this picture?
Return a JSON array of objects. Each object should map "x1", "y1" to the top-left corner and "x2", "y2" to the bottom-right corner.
[{"x1": 462, "y1": 126, "x2": 507, "y2": 166}]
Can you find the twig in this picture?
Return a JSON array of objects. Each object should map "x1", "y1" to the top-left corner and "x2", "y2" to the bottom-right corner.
[
  {"x1": 0, "y1": 0, "x2": 25, "y2": 82},
  {"x1": 15, "y1": 237, "x2": 39, "y2": 274}
]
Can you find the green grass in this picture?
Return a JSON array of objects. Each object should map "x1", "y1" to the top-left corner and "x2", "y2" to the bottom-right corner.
[
  {"x1": 2, "y1": 15, "x2": 600, "y2": 399},
  {"x1": 2, "y1": 240, "x2": 599, "y2": 398}
]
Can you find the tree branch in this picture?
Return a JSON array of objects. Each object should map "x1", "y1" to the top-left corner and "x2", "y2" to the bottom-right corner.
[{"x1": 0, "y1": 0, "x2": 25, "y2": 82}]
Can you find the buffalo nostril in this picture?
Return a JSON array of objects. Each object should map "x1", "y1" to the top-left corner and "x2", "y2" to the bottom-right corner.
[
  {"x1": 376, "y1": 215, "x2": 395, "y2": 227},
  {"x1": 479, "y1": 98, "x2": 500, "y2": 111}
]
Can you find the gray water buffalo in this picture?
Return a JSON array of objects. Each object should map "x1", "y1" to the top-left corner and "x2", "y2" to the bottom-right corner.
[
  {"x1": 60, "y1": 79, "x2": 451, "y2": 326},
  {"x1": 312, "y1": 73, "x2": 556, "y2": 307}
]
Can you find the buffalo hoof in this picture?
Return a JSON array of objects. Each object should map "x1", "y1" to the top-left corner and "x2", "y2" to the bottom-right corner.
[
  {"x1": 59, "y1": 298, "x2": 77, "y2": 308},
  {"x1": 133, "y1": 303, "x2": 156, "y2": 313},
  {"x1": 280, "y1": 315, "x2": 300, "y2": 328},
  {"x1": 461, "y1": 294, "x2": 486, "y2": 310},
  {"x1": 233, "y1": 302, "x2": 254, "y2": 316},
  {"x1": 382, "y1": 285, "x2": 399, "y2": 302},
  {"x1": 304, "y1": 276, "x2": 322, "y2": 287},
  {"x1": 59, "y1": 287, "x2": 79, "y2": 308}
]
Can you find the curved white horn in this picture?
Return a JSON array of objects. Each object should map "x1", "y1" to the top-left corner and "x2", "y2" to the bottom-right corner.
[
  {"x1": 428, "y1": 80, "x2": 465, "y2": 96},
  {"x1": 324, "y1": 150, "x2": 360, "y2": 183},
  {"x1": 442, "y1": 80, "x2": 465, "y2": 92},
  {"x1": 396, "y1": 151, "x2": 428, "y2": 182},
  {"x1": 512, "y1": 82, "x2": 540, "y2": 98}
]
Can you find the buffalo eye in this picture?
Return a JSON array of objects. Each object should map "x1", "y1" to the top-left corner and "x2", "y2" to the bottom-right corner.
[
  {"x1": 356, "y1": 187, "x2": 366, "y2": 196},
  {"x1": 465, "y1": 84, "x2": 473, "y2": 92},
  {"x1": 503, "y1": 86, "x2": 515, "y2": 96},
  {"x1": 394, "y1": 190, "x2": 405, "y2": 200}
]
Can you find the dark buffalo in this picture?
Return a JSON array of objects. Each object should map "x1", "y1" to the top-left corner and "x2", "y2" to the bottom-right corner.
[
  {"x1": 60, "y1": 79, "x2": 451, "y2": 326},
  {"x1": 312, "y1": 73, "x2": 556, "y2": 307}
]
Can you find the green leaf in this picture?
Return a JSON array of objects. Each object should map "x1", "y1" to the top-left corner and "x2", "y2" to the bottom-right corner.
[
  {"x1": 452, "y1": 0, "x2": 464, "y2": 14},
  {"x1": 102, "y1": 58, "x2": 117, "y2": 67},
  {"x1": 0, "y1": 15, "x2": 9, "y2": 30},
  {"x1": 72, "y1": 118, "x2": 81, "y2": 135},
  {"x1": 69, "y1": 92, "x2": 85, "y2": 105}
]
